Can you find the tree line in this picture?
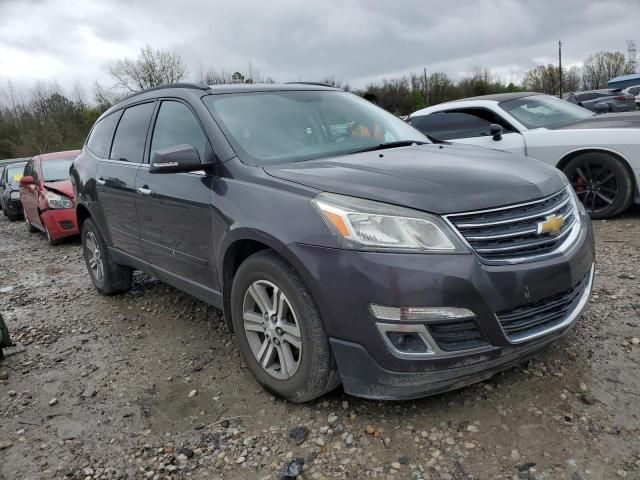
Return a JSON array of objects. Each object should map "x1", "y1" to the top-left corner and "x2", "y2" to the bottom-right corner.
[{"x1": 0, "y1": 45, "x2": 636, "y2": 159}]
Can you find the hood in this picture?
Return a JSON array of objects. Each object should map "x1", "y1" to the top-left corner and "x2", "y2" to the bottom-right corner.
[
  {"x1": 43, "y1": 179, "x2": 74, "y2": 199},
  {"x1": 547, "y1": 111, "x2": 640, "y2": 130},
  {"x1": 264, "y1": 144, "x2": 565, "y2": 214}
]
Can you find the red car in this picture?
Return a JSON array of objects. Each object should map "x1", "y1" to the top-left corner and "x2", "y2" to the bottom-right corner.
[{"x1": 19, "y1": 150, "x2": 80, "y2": 245}]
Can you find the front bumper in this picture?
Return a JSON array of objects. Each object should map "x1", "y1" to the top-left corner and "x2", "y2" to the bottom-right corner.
[
  {"x1": 286, "y1": 209, "x2": 595, "y2": 400},
  {"x1": 4, "y1": 196, "x2": 23, "y2": 215},
  {"x1": 40, "y1": 208, "x2": 79, "y2": 240}
]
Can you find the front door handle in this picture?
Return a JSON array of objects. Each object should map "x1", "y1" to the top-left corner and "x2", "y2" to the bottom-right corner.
[
  {"x1": 96, "y1": 177, "x2": 106, "y2": 186},
  {"x1": 137, "y1": 186, "x2": 152, "y2": 195}
]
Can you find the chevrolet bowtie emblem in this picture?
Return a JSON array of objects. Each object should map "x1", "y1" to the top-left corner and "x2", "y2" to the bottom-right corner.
[{"x1": 537, "y1": 214, "x2": 565, "y2": 236}]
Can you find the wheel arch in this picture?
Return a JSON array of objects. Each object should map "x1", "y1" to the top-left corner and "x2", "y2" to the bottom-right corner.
[
  {"x1": 76, "y1": 203, "x2": 92, "y2": 231},
  {"x1": 556, "y1": 147, "x2": 638, "y2": 198},
  {"x1": 220, "y1": 231, "x2": 309, "y2": 333}
]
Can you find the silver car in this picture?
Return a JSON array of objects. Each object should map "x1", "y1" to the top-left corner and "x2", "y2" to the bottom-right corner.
[{"x1": 565, "y1": 89, "x2": 636, "y2": 113}]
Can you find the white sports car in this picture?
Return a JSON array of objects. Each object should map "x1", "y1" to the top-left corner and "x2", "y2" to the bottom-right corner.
[{"x1": 410, "y1": 93, "x2": 640, "y2": 218}]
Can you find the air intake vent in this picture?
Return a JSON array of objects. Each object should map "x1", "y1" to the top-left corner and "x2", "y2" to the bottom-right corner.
[
  {"x1": 496, "y1": 272, "x2": 591, "y2": 342},
  {"x1": 427, "y1": 319, "x2": 489, "y2": 351}
]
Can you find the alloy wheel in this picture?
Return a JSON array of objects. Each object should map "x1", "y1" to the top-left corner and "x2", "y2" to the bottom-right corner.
[
  {"x1": 242, "y1": 280, "x2": 302, "y2": 380},
  {"x1": 85, "y1": 231, "x2": 104, "y2": 283},
  {"x1": 568, "y1": 161, "x2": 619, "y2": 214}
]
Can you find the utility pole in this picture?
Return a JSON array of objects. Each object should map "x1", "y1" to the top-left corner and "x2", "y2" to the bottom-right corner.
[
  {"x1": 558, "y1": 40, "x2": 563, "y2": 98},
  {"x1": 423, "y1": 67, "x2": 428, "y2": 105}
]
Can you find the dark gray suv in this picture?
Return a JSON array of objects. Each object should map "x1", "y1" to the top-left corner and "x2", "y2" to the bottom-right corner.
[{"x1": 71, "y1": 83, "x2": 595, "y2": 402}]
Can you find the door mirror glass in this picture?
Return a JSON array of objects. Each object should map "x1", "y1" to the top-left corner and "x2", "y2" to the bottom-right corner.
[
  {"x1": 19, "y1": 175, "x2": 34, "y2": 186},
  {"x1": 489, "y1": 123, "x2": 503, "y2": 141},
  {"x1": 594, "y1": 102, "x2": 609, "y2": 114},
  {"x1": 149, "y1": 144, "x2": 202, "y2": 174}
]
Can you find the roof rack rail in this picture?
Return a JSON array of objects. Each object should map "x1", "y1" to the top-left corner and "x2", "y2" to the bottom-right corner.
[
  {"x1": 285, "y1": 81, "x2": 336, "y2": 88},
  {"x1": 122, "y1": 82, "x2": 210, "y2": 101}
]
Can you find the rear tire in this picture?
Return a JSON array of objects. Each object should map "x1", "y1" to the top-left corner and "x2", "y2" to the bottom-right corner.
[
  {"x1": 7, "y1": 213, "x2": 19, "y2": 222},
  {"x1": 81, "y1": 217, "x2": 132, "y2": 295},
  {"x1": 563, "y1": 152, "x2": 634, "y2": 219},
  {"x1": 231, "y1": 250, "x2": 339, "y2": 403}
]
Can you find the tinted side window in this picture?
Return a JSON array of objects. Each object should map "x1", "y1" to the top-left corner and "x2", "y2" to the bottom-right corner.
[
  {"x1": 87, "y1": 112, "x2": 120, "y2": 158},
  {"x1": 411, "y1": 112, "x2": 493, "y2": 140},
  {"x1": 150, "y1": 101, "x2": 207, "y2": 160},
  {"x1": 110, "y1": 102, "x2": 155, "y2": 162},
  {"x1": 24, "y1": 160, "x2": 36, "y2": 181},
  {"x1": 32, "y1": 161, "x2": 39, "y2": 183}
]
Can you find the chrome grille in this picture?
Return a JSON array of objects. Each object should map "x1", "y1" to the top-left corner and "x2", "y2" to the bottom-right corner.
[
  {"x1": 446, "y1": 188, "x2": 578, "y2": 262},
  {"x1": 496, "y1": 271, "x2": 591, "y2": 342}
]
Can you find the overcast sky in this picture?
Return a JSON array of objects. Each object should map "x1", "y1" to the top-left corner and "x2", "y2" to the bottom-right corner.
[{"x1": 1, "y1": 0, "x2": 639, "y2": 99}]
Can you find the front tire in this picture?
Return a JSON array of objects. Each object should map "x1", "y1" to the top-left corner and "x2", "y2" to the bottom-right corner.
[
  {"x1": 25, "y1": 214, "x2": 38, "y2": 233},
  {"x1": 81, "y1": 218, "x2": 132, "y2": 295},
  {"x1": 563, "y1": 152, "x2": 634, "y2": 219},
  {"x1": 45, "y1": 225, "x2": 61, "y2": 246},
  {"x1": 231, "y1": 250, "x2": 339, "y2": 403}
]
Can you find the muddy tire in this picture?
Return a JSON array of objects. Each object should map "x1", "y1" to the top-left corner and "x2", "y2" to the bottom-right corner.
[
  {"x1": 231, "y1": 250, "x2": 339, "y2": 403},
  {"x1": 45, "y1": 225, "x2": 58, "y2": 246},
  {"x1": 0, "y1": 314, "x2": 11, "y2": 360},
  {"x1": 25, "y1": 215, "x2": 38, "y2": 233},
  {"x1": 81, "y1": 217, "x2": 132, "y2": 295}
]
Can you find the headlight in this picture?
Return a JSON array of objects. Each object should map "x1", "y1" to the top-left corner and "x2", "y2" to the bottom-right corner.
[
  {"x1": 312, "y1": 193, "x2": 467, "y2": 253},
  {"x1": 9, "y1": 191, "x2": 19, "y2": 200},
  {"x1": 45, "y1": 191, "x2": 73, "y2": 209}
]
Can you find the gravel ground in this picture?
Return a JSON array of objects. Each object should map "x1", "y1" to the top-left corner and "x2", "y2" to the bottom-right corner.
[{"x1": 0, "y1": 207, "x2": 639, "y2": 480}]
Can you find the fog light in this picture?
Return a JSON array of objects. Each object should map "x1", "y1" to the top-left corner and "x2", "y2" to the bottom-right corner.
[
  {"x1": 385, "y1": 331, "x2": 429, "y2": 353},
  {"x1": 370, "y1": 304, "x2": 475, "y2": 322}
]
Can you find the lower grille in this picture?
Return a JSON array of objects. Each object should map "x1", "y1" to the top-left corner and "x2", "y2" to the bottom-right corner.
[
  {"x1": 427, "y1": 319, "x2": 489, "y2": 352},
  {"x1": 496, "y1": 272, "x2": 591, "y2": 342}
]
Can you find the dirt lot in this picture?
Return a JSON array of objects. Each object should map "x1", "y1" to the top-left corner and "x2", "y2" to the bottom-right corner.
[{"x1": 0, "y1": 208, "x2": 639, "y2": 480}]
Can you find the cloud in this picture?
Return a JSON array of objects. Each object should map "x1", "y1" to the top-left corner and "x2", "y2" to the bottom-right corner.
[{"x1": 0, "y1": 0, "x2": 639, "y2": 96}]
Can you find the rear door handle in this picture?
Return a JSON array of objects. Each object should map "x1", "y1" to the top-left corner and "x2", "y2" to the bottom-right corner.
[
  {"x1": 96, "y1": 177, "x2": 106, "y2": 186},
  {"x1": 137, "y1": 186, "x2": 152, "y2": 195}
]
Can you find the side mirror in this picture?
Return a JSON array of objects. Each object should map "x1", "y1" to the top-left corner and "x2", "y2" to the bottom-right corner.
[
  {"x1": 594, "y1": 102, "x2": 609, "y2": 114},
  {"x1": 149, "y1": 145, "x2": 202, "y2": 174},
  {"x1": 489, "y1": 124, "x2": 503, "y2": 141},
  {"x1": 19, "y1": 176, "x2": 34, "y2": 186}
]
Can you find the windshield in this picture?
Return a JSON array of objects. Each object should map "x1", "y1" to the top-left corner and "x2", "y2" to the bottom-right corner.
[
  {"x1": 203, "y1": 90, "x2": 429, "y2": 165},
  {"x1": 41, "y1": 159, "x2": 73, "y2": 182},
  {"x1": 500, "y1": 95, "x2": 594, "y2": 129},
  {"x1": 6, "y1": 164, "x2": 25, "y2": 182}
]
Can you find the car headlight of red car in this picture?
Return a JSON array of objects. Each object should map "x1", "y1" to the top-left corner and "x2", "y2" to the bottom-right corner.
[{"x1": 45, "y1": 191, "x2": 73, "y2": 209}]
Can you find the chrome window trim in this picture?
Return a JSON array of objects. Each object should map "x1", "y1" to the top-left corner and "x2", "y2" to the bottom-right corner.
[{"x1": 497, "y1": 263, "x2": 594, "y2": 344}]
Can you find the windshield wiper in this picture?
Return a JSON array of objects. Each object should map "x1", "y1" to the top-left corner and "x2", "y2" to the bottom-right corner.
[
  {"x1": 424, "y1": 134, "x2": 450, "y2": 144},
  {"x1": 349, "y1": 140, "x2": 428, "y2": 155}
]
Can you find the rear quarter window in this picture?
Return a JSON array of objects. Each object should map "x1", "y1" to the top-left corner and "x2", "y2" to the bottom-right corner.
[{"x1": 87, "y1": 112, "x2": 121, "y2": 158}]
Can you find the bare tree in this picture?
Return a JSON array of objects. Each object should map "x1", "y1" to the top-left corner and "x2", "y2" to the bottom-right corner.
[
  {"x1": 198, "y1": 65, "x2": 275, "y2": 85},
  {"x1": 109, "y1": 45, "x2": 187, "y2": 92},
  {"x1": 522, "y1": 65, "x2": 580, "y2": 95},
  {"x1": 582, "y1": 51, "x2": 631, "y2": 90}
]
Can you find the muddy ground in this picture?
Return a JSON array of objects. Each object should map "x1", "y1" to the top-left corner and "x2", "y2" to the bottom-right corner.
[{"x1": 0, "y1": 208, "x2": 639, "y2": 480}]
